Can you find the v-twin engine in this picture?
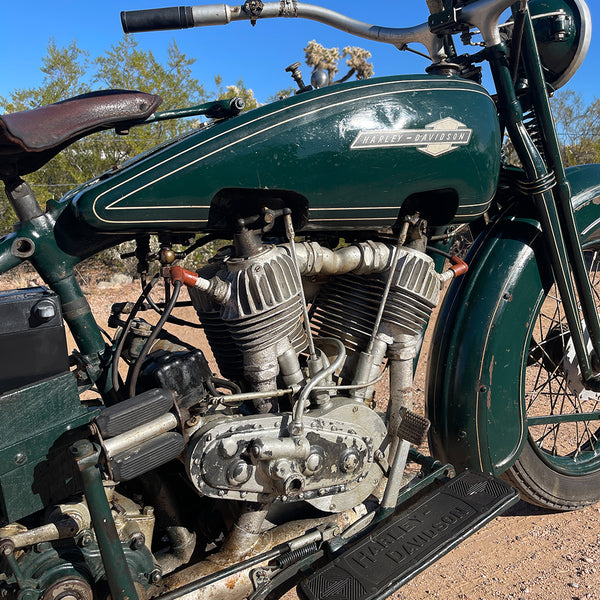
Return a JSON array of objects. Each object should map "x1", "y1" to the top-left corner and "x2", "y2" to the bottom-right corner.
[{"x1": 180, "y1": 230, "x2": 448, "y2": 511}]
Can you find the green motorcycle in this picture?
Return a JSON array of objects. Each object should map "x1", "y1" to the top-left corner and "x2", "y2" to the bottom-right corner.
[{"x1": 0, "y1": 0, "x2": 598, "y2": 599}]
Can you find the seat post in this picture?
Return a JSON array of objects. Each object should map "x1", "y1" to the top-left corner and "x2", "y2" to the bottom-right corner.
[{"x1": 3, "y1": 177, "x2": 43, "y2": 222}]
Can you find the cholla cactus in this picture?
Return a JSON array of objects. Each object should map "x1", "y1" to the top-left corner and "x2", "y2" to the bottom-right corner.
[
  {"x1": 304, "y1": 40, "x2": 374, "y2": 85},
  {"x1": 343, "y1": 46, "x2": 374, "y2": 80},
  {"x1": 304, "y1": 40, "x2": 341, "y2": 84}
]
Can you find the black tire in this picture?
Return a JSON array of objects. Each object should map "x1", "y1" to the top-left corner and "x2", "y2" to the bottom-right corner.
[{"x1": 505, "y1": 244, "x2": 600, "y2": 510}]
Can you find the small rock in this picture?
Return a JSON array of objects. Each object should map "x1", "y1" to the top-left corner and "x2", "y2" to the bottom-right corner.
[
  {"x1": 110, "y1": 273, "x2": 133, "y2": 286},
  {"x1": 97, "y1": 273, "x2": 133, "y2": 289}
]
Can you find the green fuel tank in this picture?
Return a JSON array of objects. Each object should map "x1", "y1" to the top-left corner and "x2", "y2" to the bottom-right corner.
[{"x1": 69, "y1": 74, "x2": 501, "y2": 233}]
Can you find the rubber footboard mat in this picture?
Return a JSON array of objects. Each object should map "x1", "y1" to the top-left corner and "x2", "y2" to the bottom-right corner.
[{"x1": 298, "y1": 470, "x2": 519, "y2": 600}]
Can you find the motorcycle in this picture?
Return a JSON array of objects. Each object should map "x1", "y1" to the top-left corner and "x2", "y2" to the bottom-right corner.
[{"x1": 0, "y1": 0, "x2": 597, "y2": 598}]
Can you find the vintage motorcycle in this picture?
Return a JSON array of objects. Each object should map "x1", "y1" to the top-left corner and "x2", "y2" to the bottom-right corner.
[{"x1": 0, "y1": 0, "x2": 598, "y2": 598}]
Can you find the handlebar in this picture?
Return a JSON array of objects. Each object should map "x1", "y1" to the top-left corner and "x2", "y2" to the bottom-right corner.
[
  {"x1": 122, "y1": 2, "x2": 444, "y2": 60},
  {"x1": 121, "y1": 0, "x2": 517, "y2": 61},
  {"x1": 121, "y1": 6, "x2": 195, "y2": 31}
]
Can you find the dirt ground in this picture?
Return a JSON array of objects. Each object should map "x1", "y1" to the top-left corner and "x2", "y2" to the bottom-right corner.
[{"x1": 8, "y1": 267, "x2": 600, "y2": 600}]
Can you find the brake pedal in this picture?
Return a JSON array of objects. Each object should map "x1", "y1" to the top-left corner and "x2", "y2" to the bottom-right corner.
[{"x1": 396, "y1": 407, "x2": 430, "y2": 446}]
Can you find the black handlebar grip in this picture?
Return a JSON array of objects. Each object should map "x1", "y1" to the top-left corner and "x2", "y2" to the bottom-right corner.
[{"x1": 121, "y1": 6, "x2": 194, "y2": 33}]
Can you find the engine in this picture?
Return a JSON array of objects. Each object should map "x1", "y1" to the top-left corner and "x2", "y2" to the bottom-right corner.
[
  {"x1": 96, "y1": 211, "x2": 457, "y2": 520},
  {"x1": 151, "y1": 214, "x2": 448, "y2": 513},
  {"x1": 0, "y1": 214, "x2": 459, "y2": 600}
]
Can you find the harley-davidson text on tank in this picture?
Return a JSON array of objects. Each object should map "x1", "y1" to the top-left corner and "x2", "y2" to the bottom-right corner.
[{"x1": 351, "y1": 117, "x2": 473, "y2": 157}]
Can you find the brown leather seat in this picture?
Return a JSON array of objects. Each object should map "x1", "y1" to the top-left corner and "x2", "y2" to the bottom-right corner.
[{"x1": 0, "y1": 89, "x2": 162, "y2": 180}]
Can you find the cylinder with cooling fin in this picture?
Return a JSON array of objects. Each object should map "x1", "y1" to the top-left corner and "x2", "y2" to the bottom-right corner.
[
  {"x1": 189, "y1": 246, "x2": 308, "y2": 395},
  {"x1": 311, "y1": 246, "x2": 441, "y2": 356}
]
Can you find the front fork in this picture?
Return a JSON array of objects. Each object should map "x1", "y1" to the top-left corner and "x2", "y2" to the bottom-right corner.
[{"x1": 489, "y1": 8, "x2": 600, "y2": 384}]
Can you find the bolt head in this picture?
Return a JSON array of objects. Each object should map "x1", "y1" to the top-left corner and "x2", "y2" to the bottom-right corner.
[
  {"x1": 0, "y1": 541, "x2": 14, "y2": 556},
  {"x1": 340, "y1": 450, "x2": 360, "y2": 473},
  {"x1": 150, "y1": 570, "x2": 162, "y2": 584},
  {"x1": 227, "y1": 460, "x2": 251, "y2": 486},
  {"x1": 130, "y1": 533, "x2": 145, "y2": 550}
]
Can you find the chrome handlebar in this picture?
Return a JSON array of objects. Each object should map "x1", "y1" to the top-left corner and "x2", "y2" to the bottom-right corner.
[
  {"x1": 460, "y1": 0, "x2": 520, "y2": 46},
  {"x1": 121, "y1": 0, "x2": 519, "y2": 61}
]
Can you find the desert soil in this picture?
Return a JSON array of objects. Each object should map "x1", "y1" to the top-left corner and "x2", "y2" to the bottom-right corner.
[{"x1": 8, "y1": 266, "x2": 600, "y2": 600}]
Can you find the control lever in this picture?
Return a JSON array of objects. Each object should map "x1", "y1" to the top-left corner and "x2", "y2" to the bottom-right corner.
[{"x1": 285, "y1": 62, "x2": 312, "y2": 94}]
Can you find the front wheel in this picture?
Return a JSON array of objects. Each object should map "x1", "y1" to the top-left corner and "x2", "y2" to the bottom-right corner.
[
  {"x1": 427, "y1": 165, "x2": 600, "y2": 511},
  {"x1": 504, "y1": 244, "x2": 600, "y2": 510}
]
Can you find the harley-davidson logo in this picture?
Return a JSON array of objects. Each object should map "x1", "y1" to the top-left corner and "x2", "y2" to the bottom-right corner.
[{"x1": 351, "y1": 117, "x2": 472, "y2": 157}]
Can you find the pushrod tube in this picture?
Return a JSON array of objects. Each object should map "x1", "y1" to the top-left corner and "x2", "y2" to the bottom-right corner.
[{"x1": 489, "y1": 40, "x2": 596, "y2": 381}]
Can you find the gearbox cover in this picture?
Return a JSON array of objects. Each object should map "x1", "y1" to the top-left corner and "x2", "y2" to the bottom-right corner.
[{"x1": 186, "y1": 400, "x2": 386, "y2": 512}]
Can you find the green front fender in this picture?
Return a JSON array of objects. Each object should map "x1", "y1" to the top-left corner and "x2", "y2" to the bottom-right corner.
[{"x1": 427, "y1": 164, "x2": 600, "y2": 475}]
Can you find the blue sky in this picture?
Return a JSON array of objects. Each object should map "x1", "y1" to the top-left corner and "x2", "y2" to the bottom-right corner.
[{"x1": 1, "y1": 0, "x2": 599, "y2": 106}]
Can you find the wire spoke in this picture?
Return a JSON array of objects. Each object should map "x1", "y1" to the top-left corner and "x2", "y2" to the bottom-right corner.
[{"x1": 525, "y1": 249, "x2": 600, "y2": 464}]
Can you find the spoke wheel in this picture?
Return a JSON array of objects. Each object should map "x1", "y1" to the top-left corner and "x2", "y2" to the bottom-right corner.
[{"x1": 505, "y1": 246, "x2": 600, "y2": 509}]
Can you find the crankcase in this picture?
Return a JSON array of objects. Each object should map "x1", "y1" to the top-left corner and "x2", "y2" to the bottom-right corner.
[{"x1": 186, "y1": 400, "x2": 386, "y2": 511}]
